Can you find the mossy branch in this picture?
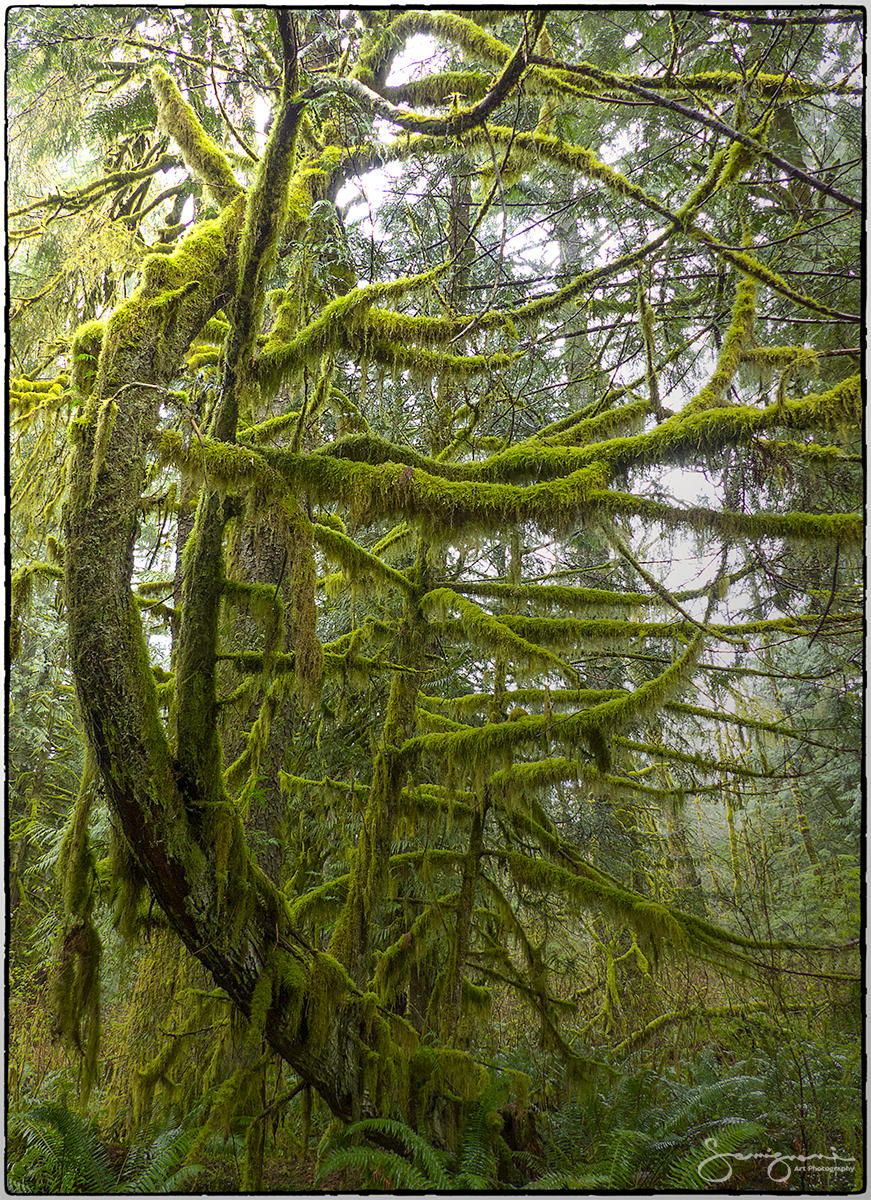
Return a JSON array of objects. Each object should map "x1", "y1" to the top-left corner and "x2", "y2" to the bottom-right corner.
[
  {"x1": 308, "y1": 11, "x2": 546, "y2": 138},
  {"x1": 150, "y1": 66, "x2": 243, "y2": 209},
  {"x1": 421, "y1": 587, "x2": 578, "y2": 682},
  {"x1": 312, "y1": 521, "x2": 414, "y2": 596}
]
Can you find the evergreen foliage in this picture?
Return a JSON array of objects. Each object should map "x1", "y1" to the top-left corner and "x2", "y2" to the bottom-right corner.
[{"x1": 7, "y1": 5, "x2": 862, "y2": 1190}]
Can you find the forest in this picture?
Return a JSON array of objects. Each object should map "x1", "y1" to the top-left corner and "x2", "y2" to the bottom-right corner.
[{"x1": 7, "y1": 6, "x2": 863, "y2": 1193}]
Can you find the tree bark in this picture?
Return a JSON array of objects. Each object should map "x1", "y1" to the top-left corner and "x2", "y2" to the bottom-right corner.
[{"x1": 61, "y1": 186, "x2": 391, "y2": 1128}]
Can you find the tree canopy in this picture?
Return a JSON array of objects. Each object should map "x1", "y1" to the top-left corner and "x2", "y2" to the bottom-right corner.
[{"x1": 8, "y1": 5, "x2": 862, "y2": 1188}]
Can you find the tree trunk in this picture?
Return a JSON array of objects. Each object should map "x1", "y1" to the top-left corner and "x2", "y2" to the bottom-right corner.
[{"x1": 61, "y1": 191, "x2": 411, "y2": 1127}]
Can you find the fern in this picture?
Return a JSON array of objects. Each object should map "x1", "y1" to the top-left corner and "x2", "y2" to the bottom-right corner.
[
  {"x1": 6, "y1": 1102, "x2": 202, "y2": 1195},
  {"x1": 526, "y1": 1167, "x2": 600, "y2": 1190},
  {"x1": 122, "y1": 1122, "x2": 202, "y2": 1193},
  {"x1": 316, "y1": 1144, "x2": 430, "y2": 1191},
  {"x1": 7, "y1": 1102, "x2": 115, "y2": 1194},
  {"x1": 316, "y1": 1117, "x2": 451, "y2": 1191},
  {"x1": 661, "y1": 1118, "x2": 765, "y2": 1190},
  {"x1": 350, "y1": 1117, "x2": 453, "y2": 1190},
  {"x1": 454, "y1": 1071, "x2": 514, "y2": 1189},
  {"x1": 456, "y1": 1102, "x2": 498, "y2": 1189}
]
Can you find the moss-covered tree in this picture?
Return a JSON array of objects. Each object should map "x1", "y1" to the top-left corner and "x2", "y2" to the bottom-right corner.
[{"x1": 9, "y1": 5, "x2": 861, "y2": 1164}]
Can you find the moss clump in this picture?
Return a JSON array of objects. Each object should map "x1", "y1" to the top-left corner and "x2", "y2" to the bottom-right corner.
[
  {"x1": 52, "y1": 752, "x2": 102, "y2": 1102},
  {"x1": 305, "y1": 951, "x2": 350, "y2": 1051},
  {"x1": 590, "y1": 490, "x2": 862, "y2": 547},
  {"x1": 70, "y1": 320, "x2": 106, "y2": 398},
  {"x1": 150, "y1": 65, "x2": 243, "y2": 209}
]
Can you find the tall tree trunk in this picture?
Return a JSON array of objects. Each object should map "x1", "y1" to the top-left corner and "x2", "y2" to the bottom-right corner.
[{"x1": 62, "y1": 60, "x2": 431, "y2": 1128}]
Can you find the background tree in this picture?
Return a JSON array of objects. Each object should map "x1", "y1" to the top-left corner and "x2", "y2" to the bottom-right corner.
[{"x1": 9, "y1": 6, "x2": 862, "y2": 1187}]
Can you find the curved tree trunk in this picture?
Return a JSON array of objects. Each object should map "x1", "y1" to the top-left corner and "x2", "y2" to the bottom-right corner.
[{"x1": 62, "y1": 56, "x2": 416, "y2": 1127}]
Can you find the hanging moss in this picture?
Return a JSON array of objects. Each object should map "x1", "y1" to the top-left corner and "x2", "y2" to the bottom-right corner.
[
  {"x1": 109, "y1": 840, "x2": 152, "y2": 944},
  {"x1": 419, "y1": 685, "x2": 628, "y2": 718},
  {"x1": 505, "y1": 849, "x2": 688, "y2": 951},
  {"x1": 468, "y1": 124, "x2": 673, "y2": 222},
  {"x1": 52, "y1": 750, "x2": 102, "y2": 1102},
  {"x1": 241, "y1": 373, "x2": 861, "y2": 501},
  {"x1": 450, "y1": 579, "x2": 649, "y2": 610},
  {"x1": 9, "y1": 566, "x2": 35, "y2": 661},
  {"x1": 313, "y1": 521, "x2": 414, "y2": 595},
  {"x1": 591, "y1": 490, "x2": 862, "y2": 547},
  {"x1": 302, "y1": 951, "x2": 351, "y2": 1052},
  {"x1": 422, "y1": 587, "x2": 577, "y2": 681},
  {"x1": 374, "y1": 897, "x2": 454, "y2": 1004},
  {"x1": 404, "y1": 622, "x2": 705, "y2": 772},
  {"x1": 163, "y1": 426, "x2": 615, "y2": 534},
  {"x1": 70, "y1": 319, "x2": 106, "y2": 398},
  {"x1": 258, "y1": 262, "x2": 451, "y2": 393},
  {"x1": 435, "y1": 1046, "x2": 488, "y2": 1102},
  {"x1": 150, "y1": 65, "x2": 243, "y2": 209},
  {"x1": 691, "y1": 228, "x2": 857, "y2": 322},
  {"x1": 344, "y1": 331, "x2": 523, "y2": 382},
  {"x1": 248, "y1": 954, "x2": 275, "y2": 1042},
  {"x1": 622, "y1": 68, "x2": 855, "y2": 101},
  {"x1": 616, "y1": 736, "x2": 771, "y2": 781}
]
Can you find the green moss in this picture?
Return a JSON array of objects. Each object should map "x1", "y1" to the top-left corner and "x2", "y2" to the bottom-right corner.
[
  {"x1": 357, "y1": 10, "x2": 511, "y2": 84},
  {"x1": 108, "y1": 825, "x2": 149, "y2": 940},
  {"x1": 258, "y1": 262, "x2": 450, "y2": 393},
  {"x1": 248, "y1": 955, "x2": 275, "y2": 1041},
  {"x1": 422, "y1": 587, "x2": 577, "y2": 680},
  {"x1": 287, "y1": 507, "x2": 324, "y2": 706},
  {"x1": 468, "y1": 124, "x2": 673, "y2": 222},
  {"x1": 70, "y1": 320, "x2": 106, "y2": 398},
  {"x1": 88, "y1": 396, "x2": 118, "y2": 501},
  {"x1": 461, "y1": 978, "x2": 492, "y2": 1018},
  {"x1": 616, "y1": 735, "x2": 770, "y2": 781},
  {"x1": 419, "y1": 685, "x2": 628, "y2": 717},
  {"x1": 9, "y1": 566, "x2": 34, "y2": 661},
  {"x1": 591, "y1": 490, "x2": 862, "y2": 547},
  {"x1": 436, "y1": 1046, "x2": 488, "y2": 1102},
  {"x1": 374, "y1": 898, "x2": 452, "y2": 1003},
  {"x1": 150, "y1": 65, "x2": 243, "y2": 208},
  {"x1": 506, "y1": 849, "x2": 687, "y2": 949},
  {"x1": 313, "y1": 521, "x2": 414, "y2": 595},
  {"x1": 91, "y1": 194, "x2": 245, "y2": 399},
  {"x1": 450, "y1": 579, "x2": 649, "y2": 610},
  {"x1": 304, "y1": 950, "x2": 350, "y2": 1049},
  {"x1": 164, "y1": 426, "x2": 619, "y2": 535},
  {"x1": 346, "y1": 331, "x2": 523, "y2": 381},
  {"x1": 626, "y1": 68, "x2": 854, "y2": 100},
  {"x1": 405, "y1": 624, "x2": 705, "y2": 771},
  {"x1": 683, "y1": 272, "x2": 756, "y2": 414},
  {"x1": 52, "y1": 750, "x2": 103, "y2": 1102},
  {"x1": 692, "y1": 229, "x2": 856, "y2": 322},
  {"x1": 285, "y1": 873, "x2": 350, "y2": 925}
]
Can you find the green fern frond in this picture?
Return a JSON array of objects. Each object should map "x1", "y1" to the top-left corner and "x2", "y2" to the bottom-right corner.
[
  {"x1": 344, "y1": 1118, "x2": 452, "y2": 1190},
  {"x1": 661, "y1": 1119, "x2": 764, "y2": 1190},
  {"x1": 7, "y1": 1102, "x2": 115, "y2": 1194},
  {"x1": 123, "y1": 1122, "x2": 203, "y2": 1193},
  {"x1": 526, "y1": 1168, "x2": 606, "y2": 1189},
  {"x1": 315, "y1": 1144, "x2": 430, "y2": 1190}
]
